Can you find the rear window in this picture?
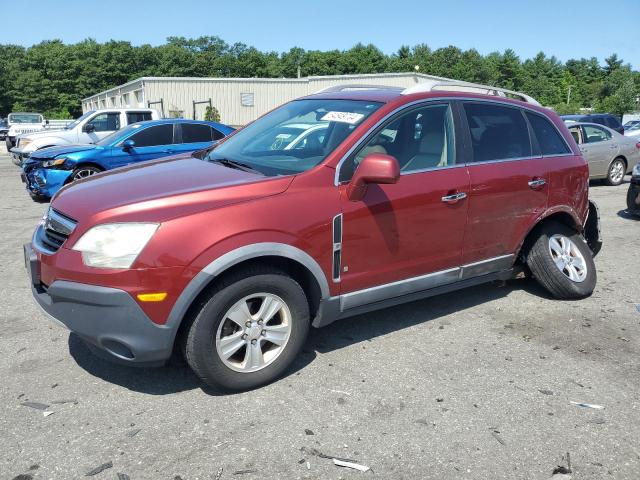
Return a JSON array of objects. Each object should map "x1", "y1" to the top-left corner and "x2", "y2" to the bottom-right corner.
[
  {"x1": 129, "y1": 124, "x2": 174, "y2": 147},
  {"x1": 525, "y1": 112, "x2": 571, "y2": 155},
  {"x1": 127, "y1": 111, "x2": 153, "y2": 124},
  {"x1": 464, "y1": 103, "x2": 532, "y2": 162},
  {"x1": 181, "y1": 123, "x2": 214, "y2": 143}
]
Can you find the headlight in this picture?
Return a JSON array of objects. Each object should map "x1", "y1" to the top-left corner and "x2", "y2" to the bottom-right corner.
[
  {"x1": 19, "y1": 138, "x2": 33, "y2": 149},
  {"x1": 633, "y1": 163, "x2": 640, "y2": 177},
  {"x1": 72, "y1": 223, "x2": 159, "y2": 269},
  {"x1": 43, "y1": 158, "x2": 67, "y2": 168}
]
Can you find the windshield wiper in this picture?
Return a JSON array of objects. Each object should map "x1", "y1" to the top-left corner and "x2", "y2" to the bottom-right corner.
[{"x1": 208, "y1": 157, "x2": 263, "y2": 175}]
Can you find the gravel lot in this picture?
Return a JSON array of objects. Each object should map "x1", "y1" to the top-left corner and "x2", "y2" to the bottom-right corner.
[{"x1": 1, "y1": 149, "x2": 639, "y2": 480}]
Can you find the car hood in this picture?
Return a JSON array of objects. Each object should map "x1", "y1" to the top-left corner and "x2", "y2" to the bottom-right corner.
[
  {"x1": 30, "y1": 144, "x2": 98, "y2": 159},
  {"x1": 51, "y1": 156, "x2": 294, "y2": 225}
]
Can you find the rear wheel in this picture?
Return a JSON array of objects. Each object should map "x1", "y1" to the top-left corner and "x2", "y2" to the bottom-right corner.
[
  {"x1": 526, "y1": 222, "x2": 596, "y2": 299},
  {"x1": 184, "y1": 269, "x2": 310, "y2": 391},
  {"x1": 71, "y1": 165, "x2": 102, "y2": 181},
  {"x1": 605, "y1": 158, "x2": 626, "y2": 186}
]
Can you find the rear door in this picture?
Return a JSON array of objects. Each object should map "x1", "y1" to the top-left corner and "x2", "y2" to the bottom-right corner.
[
  {"x1": 338, "y1": 101, "x2": 470, "y2": 298},
  {"x1": 580, "y1": 124, "x2": 615, "y2": 177},
  {"x1": 110, "y1": 123, "x2": 176, "y2": 168},
  {"x1": 82, "y1": 112, "x2": 121, "y2": 143},
  {"x1": 460, "y1": 102, "x2": 558, "y2": 267}
]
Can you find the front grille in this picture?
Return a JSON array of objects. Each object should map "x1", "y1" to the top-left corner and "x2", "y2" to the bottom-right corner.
[{"x1": 39, "y1": 208, "x2": 77, "y2": 253}]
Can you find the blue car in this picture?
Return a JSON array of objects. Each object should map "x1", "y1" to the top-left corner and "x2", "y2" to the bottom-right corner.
[{"x1": 21, "y1": 119, "x2": 235, "y2": 201}]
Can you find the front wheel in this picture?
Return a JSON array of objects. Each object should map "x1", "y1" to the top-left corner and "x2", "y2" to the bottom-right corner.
[
  {"x1": 526, "y1": 222, "x2": 596, "y2": 299},
  {"x1": 71, "y1": 165, "x2": 102, "y2": 181},
  {"x1": 184, "y1": 269, "x2": 310, "y2": 391},
  {"x1": 605, "y1": 158, "x2": 626, "y2": 186}
]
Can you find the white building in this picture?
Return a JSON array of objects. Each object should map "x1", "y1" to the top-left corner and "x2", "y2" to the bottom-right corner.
[{"x1": 82, "y1": 73, "x2": 454, "y2": 127}]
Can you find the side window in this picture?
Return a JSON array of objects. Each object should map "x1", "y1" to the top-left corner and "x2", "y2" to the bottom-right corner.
[
  {"x1": 340, "y1": 103, "x2": 455, "y2": 181},
  {"x1": 525, "y1": 112, "x2": 571, "y2": 155},
  {"x1": 128, "y1": 124, "x2": 174, "y2": 147},
  {"x1": 583, "y1": 125, "x2": 611, "y2": 143},
  {"x1": 88, "y1": 113, "x2": 121, "y2": 132},
  {"x1": 212, "y1": 128, "x2": 225, "y2": 141},
  {"x1": 464, "y1": 103, "x2": 532, "y2": 162},
  {"x1": 127, "y1": 112, "x2": 152, "y2": 124},
  {"x1": 605, "y1": 116, "x2": 621, "y2": 129},
  {"x1": 181, "y1": 123, "x2": 214, "y2": 143},
  {"x1": 568, "y1": 126, "x2": 582, "y2": 145}
]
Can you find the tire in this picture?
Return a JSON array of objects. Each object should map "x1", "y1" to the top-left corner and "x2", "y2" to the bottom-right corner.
[
  {"x1": 627, "y1": 185, "x2": 639, "y2": 212},
  {"x1": 184, "y1": 268, "x2": 310, "y2": 391},
  {"x1": 6, "y1": 138, "x2": 13, "y2": 150},
  {"x1": 526, "y1": 221, "x2": 596, "y2": 299},
  {"x1": 71, "y1": 165, "x2": 102, "y2": 182},
  {"x1": 605, "y1": 157, "x2": 626, "y2": 186}
]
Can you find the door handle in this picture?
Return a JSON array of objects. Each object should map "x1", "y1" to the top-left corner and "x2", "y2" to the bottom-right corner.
[
  {"x1": 528, "y1": 178, "x2": 546, "y2": 189},
  {"x1": 441, "y1": 192, "x2": 467, "y2": 204}
]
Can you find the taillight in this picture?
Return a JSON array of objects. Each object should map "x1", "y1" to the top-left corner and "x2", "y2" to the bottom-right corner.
[{"x1": 636, "y1": 142, "x2": 640, "y2": 149}]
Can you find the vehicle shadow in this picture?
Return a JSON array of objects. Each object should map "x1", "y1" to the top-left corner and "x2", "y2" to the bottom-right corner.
[{"x1": 68, "y1": 276, "x2": 548, "y2": 396}]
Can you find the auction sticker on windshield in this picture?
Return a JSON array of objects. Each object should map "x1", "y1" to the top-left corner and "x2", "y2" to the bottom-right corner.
[{"x1": 321, "y1": 111, "x2": 365, "y2": 124}]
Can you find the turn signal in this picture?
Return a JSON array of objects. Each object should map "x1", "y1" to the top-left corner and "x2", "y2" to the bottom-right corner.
[{"x1": 136, "y1": 292, "x2": 168, "y2": 302}]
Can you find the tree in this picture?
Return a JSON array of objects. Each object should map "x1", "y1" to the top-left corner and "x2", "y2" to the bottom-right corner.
[{"x1": 204, "y1": 105, "x2": 220, "y2": 122}]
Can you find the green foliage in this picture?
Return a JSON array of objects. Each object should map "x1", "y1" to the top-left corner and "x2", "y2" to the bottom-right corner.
[
  {"x1": 204, "y1": 105, "x2": 220, "y2": 122},
  {"x1": 0, "y1": 36, "x2": 638, "y2": 117}
]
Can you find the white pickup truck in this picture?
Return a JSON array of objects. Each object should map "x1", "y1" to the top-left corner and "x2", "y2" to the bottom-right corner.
[
  {"x1": 10, "y1": 108, "x2": 161, "y2": 165},
  {"x1": 5, "y1": 112, "x2": 47, "y2": 151}
]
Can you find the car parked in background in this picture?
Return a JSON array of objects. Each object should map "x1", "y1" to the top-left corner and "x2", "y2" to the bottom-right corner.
[
  {"x1": 21, "y1": 119, "x2": 234, "y2": 201},
  {"x1": 24, "y1": 81, "x2": 602, "y2": 391},
  {"x1": 561, "y1": 113, "x2": 624, "y2": 135},
  {"x1": 566, "y1": 122, "x2": 639, "y2": 185},
  {"x1": 0, "y1": 118, "x2": 8, "y2": 141},
  {"x1": 10, "y1": 108, "x2": 161, "y2": 165},
  {"x1": 5, "y1": 112, "x2": 47, "y2": 151},
  {"x1": 627, "y1": 163, "x2": 640, "y2": 216},
  {"x1": 624, "y1": 121, "x2": 640, "y2": 138},
  {"x1": 623, "y1": 120, "x2": 640, "y2": 131}
]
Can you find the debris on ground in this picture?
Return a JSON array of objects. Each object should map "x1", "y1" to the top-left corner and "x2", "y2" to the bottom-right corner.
[
  {"x1": 490, "y1": 429, "x2": 506, "y2": 445},
  {"x1": 43, "y1": 411, "x2": 54, "y2": 417},
  {"x1": 587, "y1": 418, "x2": 606, "y2": 424},
  {"x1": 126, "y1": 429, "x2": 141, "y2": 437},
  {"x1": 116, "y1": 474, "x2": 130, "y2": 480},
  {"x1": 539, "y1": 389, "x2": 554, "y2": 395},
  {"x1": 214, "y1": 467, "x2": 224, "y2": 480},
  {"x1": 333, "y1": 458, "x2": 370, "y2": 472},
  {"x1": 570, "y1": 401, "x2": 604, "y2": 409},
  {"x1": 51, "y1": 399, "x2": 78, "y2": 405},
  {"x1": 20, "y1": 402, "x2": 49, "y2": 411},
  {"x1": 301, "y1": 447, "x2": 358, "y2": 463},
  {"x1": 330, "y1": 389, "x2": 351, "y2": 396},
  {"x1": 84, "y1": 461, "x2": 113, "y2": 476},
  {"x1": 11, "y1": 475, "x2": 33, "y2": 480},
  {"x1": 304, "y1": 429, "x2": 314, "y2": 435},
  {"x1": 550, "y1": 452, "x2": 573, "y2": 478},
  {"x1": 233, "y1": 469, "x2": 258, "y2": 475}
]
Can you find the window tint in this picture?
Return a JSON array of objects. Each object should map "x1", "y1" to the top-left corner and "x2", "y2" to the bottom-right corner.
[
  {"x1": 89, "y1": 112, "x2": 121, "y2": 132},
  {"x1": 526, "y1": 112, "x2": 570, "y2": 155},
  {"x1": 464, "y1": 103, "x2": 531, "y2": 162},
  {"x1": 605, "y1": 116, "x2": 621, "y2": 129},
  {"x1": 212, "y1": 128, "x2": 225, "y2": 140},
  {"x1": 340, "y1": 103, "x2": 455, "y2": 181},
  {"x1": 127, "y1": 112, "x2": 152, "y2": 124},
  {"x1": 182, "y1": 123, "x2": 214, "y2": 143},
  {"x1": 582, "y1": 125, "x2": 611, "y2": 143},
  {"x1": 129, "y1": 124, "x2": 174, "y2": 147}
]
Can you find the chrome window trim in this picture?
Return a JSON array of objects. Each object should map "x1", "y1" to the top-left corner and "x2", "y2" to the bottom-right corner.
[{"x1": 334, "y1": 96, "x2": 576, "y2": 185}]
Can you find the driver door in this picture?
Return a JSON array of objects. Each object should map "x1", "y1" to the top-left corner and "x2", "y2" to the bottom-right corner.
[
  {"x1": 336, "y1": 102, "x2": 469, "y2": 301},
  {"x1": 110, "y1": 123, "x2": 176, "y2": 168}
]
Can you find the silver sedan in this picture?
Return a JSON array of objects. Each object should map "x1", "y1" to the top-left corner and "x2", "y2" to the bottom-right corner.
[{"x1": 567, "y1": 122, "x2": 640, "y2": 186}]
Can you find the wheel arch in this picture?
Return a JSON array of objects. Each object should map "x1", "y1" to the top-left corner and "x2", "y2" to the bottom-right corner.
[
  {"x1": 167, "y1": 243, "x2": 330, "y2": 348},
  {"x1": 516, "y1": 208, "x2": 583, "y2": 262}
]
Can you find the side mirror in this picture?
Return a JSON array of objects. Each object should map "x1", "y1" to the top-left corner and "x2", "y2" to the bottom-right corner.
[
  {"x1": 83, "y1": 123, "x2": 96, "y2": 133},
  {"x1": 45, "y1": 119, "x2": 49, "y2": 125},
  {"x1": 346, "y1": 153, "x2": 400, "y2": 201},
  {"x1": 122, "y1": 139, "x2": 135, "y2": 150}
]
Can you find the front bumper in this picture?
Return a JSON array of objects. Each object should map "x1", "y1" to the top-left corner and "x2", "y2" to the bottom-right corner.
[
  {"x1": 627, "y1": 177, "x2": 640, "y2": 215},
  {"x1": 22, "y1": 165, "x2": 72, "y2": 199},
  {"x1": 10, "y1": 147, "x2": 30, "y2": 166},
  {"x1": 24, "y1": 243, "x2": 175, "y2": 366}
]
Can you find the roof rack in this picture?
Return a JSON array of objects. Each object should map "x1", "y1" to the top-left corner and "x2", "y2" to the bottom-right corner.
[
  {"x1": 401, "y1": 79, "x2": 540, "y2": 105},
  {"x1": 315, "y1": 84, "x2": 403, "y2": 94}
]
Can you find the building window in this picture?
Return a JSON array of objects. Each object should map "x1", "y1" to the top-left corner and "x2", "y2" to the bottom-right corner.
[
  {"x1": 122, "y1": 93, "x2": 130, "y2": 107},
  {"x1": 134, "y1": 90, "x2": 143, "y2": 106},
  {"x1": 241, "y1": 93, "x2": 254, "y2": 107}
]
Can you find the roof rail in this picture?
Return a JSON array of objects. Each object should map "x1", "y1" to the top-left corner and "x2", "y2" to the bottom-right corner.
[
  {"x1": 315, "y1": 84, "x2": 403, "y2": 94},
  {"x1": 401, "y1": 79, "x2": 540, "y2": 105}
]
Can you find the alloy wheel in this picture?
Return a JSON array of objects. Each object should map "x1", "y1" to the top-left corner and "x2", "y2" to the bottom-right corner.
[
  {"x1": 609, "y1": 160, "x2": 625, "y2": 184},
  {"x1": 215, "y1": 293, "x2": 292, "y2": 373},
  {"x1": 548, "y1": 234, "x2": 587, "y2": 283},
  {"x1": 72, "y1": 168, "x2": 99, "y2": 181}
]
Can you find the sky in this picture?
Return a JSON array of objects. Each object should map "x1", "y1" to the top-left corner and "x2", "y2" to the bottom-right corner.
[{"x1": 2, "y1": 0, "x2": 638, "y2": 69}]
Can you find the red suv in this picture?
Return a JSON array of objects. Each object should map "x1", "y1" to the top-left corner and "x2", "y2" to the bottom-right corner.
[{"x1": 25, "y1": 83, "x2": 602, "y2": 391}]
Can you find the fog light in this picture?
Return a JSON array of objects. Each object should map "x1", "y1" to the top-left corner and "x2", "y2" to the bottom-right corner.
[{"x1": 136, "y1": 292, "x2": 167, "y2": 302}]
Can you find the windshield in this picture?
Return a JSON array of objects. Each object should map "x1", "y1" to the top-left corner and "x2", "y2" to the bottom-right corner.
[
  {"x1": 95, "y1": 122, "x2": 144, "y2": 146},
  {"x1": 9, "y1": 113, "x2": 43, "y2": 124},
  {"x1": 65, "y1": 111, "x2": 95, "y2": 130},
  {"x1": 205, "y1": 99, "x2": 382, "y2": 176}
]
